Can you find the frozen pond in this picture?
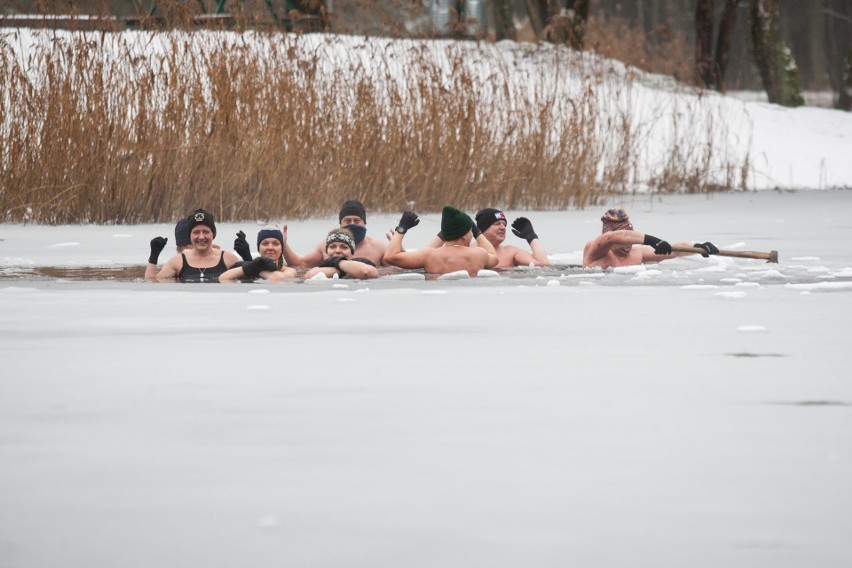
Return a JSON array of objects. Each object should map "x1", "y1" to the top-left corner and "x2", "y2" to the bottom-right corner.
[{"x1": 2, "y1": 190, "x2": 852, "y2": 567}]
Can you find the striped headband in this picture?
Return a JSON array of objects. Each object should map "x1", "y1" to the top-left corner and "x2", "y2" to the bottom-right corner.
[{"x1": 325, "y1": 231, "x2": 356, "y2": 254}]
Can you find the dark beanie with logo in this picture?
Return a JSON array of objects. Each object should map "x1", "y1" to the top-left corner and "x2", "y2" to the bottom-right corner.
[
  {"x1": 441, "y1": 206, "x2": 473, "y2": 241},
  {"x1": 187, "y1": 208, "x2": 216, "y2": 237},
  {"x1": 339, "y1": 200, "x2": 366, "y2": 223},
  {"x1": 475, "y1": 208, "x2": 508, "y2": 233}
]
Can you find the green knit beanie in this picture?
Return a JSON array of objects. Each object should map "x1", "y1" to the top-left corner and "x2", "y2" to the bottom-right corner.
[{"x1": 441, "y1": 206, "x2": 472, "y2": 241}]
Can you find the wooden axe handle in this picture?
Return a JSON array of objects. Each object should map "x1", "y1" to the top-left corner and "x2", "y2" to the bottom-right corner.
[{"x1": 671, "y1": 246, "x2": 779, "y2": 263}]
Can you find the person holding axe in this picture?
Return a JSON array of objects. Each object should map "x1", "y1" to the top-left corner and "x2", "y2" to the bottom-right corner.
[{"x1": 582, "y1": 209, "x2": 719, "y2": 269}]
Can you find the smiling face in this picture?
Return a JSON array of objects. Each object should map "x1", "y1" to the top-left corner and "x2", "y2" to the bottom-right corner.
[
  {"x1": 258, "y1": 238, "x2": 282, "y2": 261},
  {"x1": 326, "y1": 241, "x2": 354, "y2": 259},
  {"x1": 190, "y1": 226, "x2": 214, "y2": 250},
  {"x1": 483, "y1": 219, "x2": 507, "y2": 245},
  {"x1": 340, "y1": 215, "x2": 365, "y2": 227}
]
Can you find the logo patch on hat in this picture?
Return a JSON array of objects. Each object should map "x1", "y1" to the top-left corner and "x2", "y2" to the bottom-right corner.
[{"x1": 195, "y1": 212, "x2": 205, "y2": 222}]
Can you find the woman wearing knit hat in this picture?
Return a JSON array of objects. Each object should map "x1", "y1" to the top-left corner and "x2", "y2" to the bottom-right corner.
[
  {"x1": 146, "y1": 209, "x2": 242, "y2": 283},
  {"x1": 383, "y1": 206, "x2": 498, "y2": 276},
  {"x1": 281, "y1": 199, "x2": 387, "y2": 269},
  {"x1": 303, "y1": 228, "x2": 379, "y2": 280},
  {"x1": 220, "y1": 226, "x2": 298, "y2": 282},
  {"x1": 582, "y1": 208, "x2": 719, "y2": 268}
]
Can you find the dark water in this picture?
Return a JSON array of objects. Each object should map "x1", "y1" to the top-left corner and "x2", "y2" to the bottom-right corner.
[{"x1": 0, "y1": 262, "x2": 846, "y2": 289}]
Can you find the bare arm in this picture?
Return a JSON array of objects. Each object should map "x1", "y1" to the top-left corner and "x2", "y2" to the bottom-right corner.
[
  {"x1": 340, "y1": 259, "x2": 378, "y2": 279},
  {"x1": 582, "y1": 230, "x2": 646, "y2": 267},
  {"x1": 281, "y1": 224, "x2": 324, "y2": 268},
  {"x1": 473, "y1": 234, "x2": 499, "y2": 269},
  {"x1": 384, "y1": 231, "x2": 433, "y2": 269},
  {"x1": 150, "y1": 254, "x2": 182, "y2": 281}
]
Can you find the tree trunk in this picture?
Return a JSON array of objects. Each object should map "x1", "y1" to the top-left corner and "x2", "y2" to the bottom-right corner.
[
  {"x1": 748, "y1": 0, "x2": 804, "y2": 106},
  {"x1": 493, "y1": 0, "x2": 516, "y2": 41},
  {"x1": 695, "y1": 0, "x2": 715, "y2": 88},
  {"x1": 565, "y1": 0, "x2": 590, "y2": 49},
  {"x1": 713, "y1": 0, "x2": 739, "y2": 92},
  {"x1": 523, "y1": 0, "x2": 546, "y2": 40},
  {"x1": 840, "y1": 48, "x2": 852, "y2": 111}
]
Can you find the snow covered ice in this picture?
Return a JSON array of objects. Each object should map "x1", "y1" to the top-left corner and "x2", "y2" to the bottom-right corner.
[
  {"x1": 3, "y1": 22, "x2": 852, "y2": 568},
  {"x1": 2, "y1": 190, "x2": 852, "y2": 567}
]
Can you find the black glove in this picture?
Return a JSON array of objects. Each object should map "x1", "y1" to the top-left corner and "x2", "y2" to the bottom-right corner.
[
  {"x1": 234, "y1": 230, "x2": 253, "y2": 262},
  {"x1": 318, "y1": 256, "x2": 345, "y2": 275},
  {"x1": 149, "y1": 236, "x2": 167, "y2": 264},
  {"x1": 395, "y1": 211, "x2": 420, "y2": 234},
  {"x1": 241, "y1": 256, "x2": 276, "y2": 278},
  {"x1": 511, "y1": 217, "x2": 538, "y2": 243},
  {"x1": 693, "y1": 242, "x2": 719, "y2": 257},
  {"x1": 470, "y1": 216, "x2": 482, "y2": 238},
  {"x1": 643, "y1": 234, "x2": 672, "y2": 255}
]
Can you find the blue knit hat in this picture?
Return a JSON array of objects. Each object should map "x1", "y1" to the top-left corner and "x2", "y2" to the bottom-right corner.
[
  {"x1": 256, "y1": 227, "x2": 284, "y2": 250},
  {"x1": 174, "y1": 218, "x2": 191, "y2": 247}
]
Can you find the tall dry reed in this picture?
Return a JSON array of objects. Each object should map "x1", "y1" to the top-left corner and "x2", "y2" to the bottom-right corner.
[{"x1": 0, "y1": 27, "x2": 748, "y2": 224}]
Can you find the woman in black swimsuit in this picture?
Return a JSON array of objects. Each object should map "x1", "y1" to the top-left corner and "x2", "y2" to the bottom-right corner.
[{"x1": 145, "y1": 209, "x2": 241, "y2": 283}]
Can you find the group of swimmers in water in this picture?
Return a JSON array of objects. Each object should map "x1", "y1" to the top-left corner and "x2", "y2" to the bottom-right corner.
[{"x1": 145, "y1": 199, "x2": 720, "y2": 283}]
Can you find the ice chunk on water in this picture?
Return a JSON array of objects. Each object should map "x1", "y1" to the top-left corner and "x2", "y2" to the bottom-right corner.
[
  {"x1": 786, "y1": 282, "x2": 852, "y2": 292},
  {"x1": 546, "y1": 279, "x2": 560, "y2": 287},
  {"x1": 382, "y1": 273, "x2": 425, "y2": 281},
  {"x1": 716, "y1": 291, "x2": 747, "y2": 299},
  {"x1": 476, "y1": 270, "x2": 501, "y2": 278},
  {"x1": 613, "y1": 265, "x2": 646, "y2": 274},
  {"x1": 680, "y1": 284, "x2": 719, "y2": 290},
  {"x1": 437, "y1": 270, "x2": 470, "y2": 280},
  {"x1": 737, "y1": 325, "x2": 767, "y2": 332},
  {"x1": 751, "y1": 269, "x2": 786, "y2": 280},
  {"x1": 248, "y1": 289, "x2": 270, "y2": 295},
  {"x1": 246, "y1": 305, "x2": 270, "y2": 311}
]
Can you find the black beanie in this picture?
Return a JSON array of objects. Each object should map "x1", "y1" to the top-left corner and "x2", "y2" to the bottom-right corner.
[
  {"x1": 475, "y1": 208, "x2": 507, "y2": 233},
  {"x1": 256, "y1": 227, "x2": 284, "y2": 250},
  {"x1": 441, "y1": 206, "x2": 472, "y2": 241},
  {"x1": 187, "y1": 208, "x2": 216, "y2": 238},
  {"x1": 339, "y1": 200, "x2": 366, "y2": 223}
]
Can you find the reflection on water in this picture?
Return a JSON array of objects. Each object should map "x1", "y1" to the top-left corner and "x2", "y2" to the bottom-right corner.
[{"x1": 1, "y1": 266, "x2": 147, "y2": 281}]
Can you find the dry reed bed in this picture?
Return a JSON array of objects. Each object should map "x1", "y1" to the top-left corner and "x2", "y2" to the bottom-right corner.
[{"x1": 0, "y1": 28, "x2": 750, "y2": 224}]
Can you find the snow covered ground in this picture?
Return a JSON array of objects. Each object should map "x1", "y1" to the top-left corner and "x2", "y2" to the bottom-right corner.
[
  {"x1": 4, "y1": 29, "x2": 852, "y2": 193},
  {"x1": 2, "y1": 190, "x2": 852, "y2": 567}
]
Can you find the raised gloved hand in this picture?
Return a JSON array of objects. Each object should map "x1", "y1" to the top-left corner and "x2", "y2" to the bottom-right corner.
[
  {"x1": 643, "y1": 234, "x2": 672, "y2": 255},
  {"x1": 395, "y1": 211, "x2": 420, "y2": 234},
  {"x1": 693, "y1": 242, "x2": 719, "y2": 257},
  {"x1": 241, "y1": 256, "x2": 276, "y2": 278},
  {"x1": 511, "y1": 217, "x2": 538, "y2": 243},
  {"x1": 469, "y1": 216, "x2": 482, "y2": 238},
  {"x1": 234, "y1": 230, "x2": 253, "y2": 262},
  {"x1": 149, "y1": 236, "x2": 168, "y2": 264}
]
